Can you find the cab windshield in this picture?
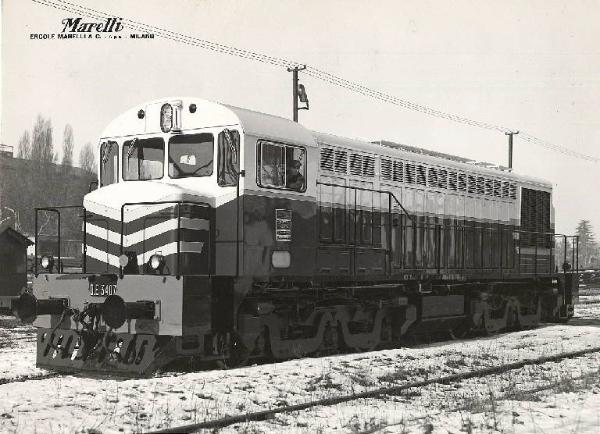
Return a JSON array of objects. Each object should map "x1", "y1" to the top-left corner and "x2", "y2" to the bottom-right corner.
[
  {"x1": 168, "y1": 133, "x2": 214, "y2": 178},
  {"x1": 122, "y1": 137, "x2": 165, "y2": 181}
]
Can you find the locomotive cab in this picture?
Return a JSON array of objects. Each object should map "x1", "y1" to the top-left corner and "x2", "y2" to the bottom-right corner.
[{"x1": 21, "y1": 98, "x2": 320, "y2": 374}]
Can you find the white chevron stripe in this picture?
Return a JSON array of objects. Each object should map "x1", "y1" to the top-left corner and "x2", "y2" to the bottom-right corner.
[
  {"x1": 86, "y1": 222, "x2": 121, "y2": 246},
  {"x1": 137, "y1": 241, "x2": 204, "y2": 265},
  {"x1": 85, "y1": 201, "x2": 217, "y2": 224},
  {"x1": 86, "y1": 245, "x2": 120, "y2": 269},
  {"x1": 86, "y1": 242, "x2": 205, "y2": 270},
  {"x1": 85, "y1": 202, "x2": 177, "y2": 223},
  {"x1": 86, "y1": 218, "x2": 208, "y2": 248}
]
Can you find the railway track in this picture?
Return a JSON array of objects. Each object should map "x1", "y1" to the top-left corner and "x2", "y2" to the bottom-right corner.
[
  {"x1": 0, "y1": 372, "x2": 59, "y2": 386},
  {"x1": 577, "y1": 298, "x2": 600, "y2": 305},
  {"x1": 150, "y1": 345, "x2": 600, "y2": 434}
]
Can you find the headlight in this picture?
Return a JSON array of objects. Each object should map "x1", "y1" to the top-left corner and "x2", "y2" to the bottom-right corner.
[
  {"x1": 148, "y1": 254, "x2": 164, "y2": 271},
  {"x1": 160, "y1": 103, "x2": 173, "y2": 133},
  {"x1": 40, "y1": 255, "x2": 54, "y2": 271}
]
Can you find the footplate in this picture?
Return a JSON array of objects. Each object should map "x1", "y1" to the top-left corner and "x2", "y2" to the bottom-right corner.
[{"x1": 36, "y1": 329, "x2": 176, "y2": 376}]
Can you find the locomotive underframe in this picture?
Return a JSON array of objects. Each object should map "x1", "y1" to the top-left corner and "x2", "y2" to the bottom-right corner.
[{"x1": 29, "y1": 271, "x2": 576, "y2": 375}]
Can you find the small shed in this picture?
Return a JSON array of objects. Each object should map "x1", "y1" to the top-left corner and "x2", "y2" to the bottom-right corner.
[{"x1": 0, "y1": 227, "x2": 34, "y2": 311}]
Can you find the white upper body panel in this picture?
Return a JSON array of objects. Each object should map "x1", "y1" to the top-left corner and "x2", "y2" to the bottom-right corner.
[
  {"x1": 100, "y1": 97, "x2": 317, "y2": 147},
  {"x1": 91, "y1": 97, "x2": 552, "y2": 225}
]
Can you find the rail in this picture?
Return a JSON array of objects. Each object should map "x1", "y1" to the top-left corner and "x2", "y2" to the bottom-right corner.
[{"x1": 150, "y1": 345, "x2": 600, "y2": 433}]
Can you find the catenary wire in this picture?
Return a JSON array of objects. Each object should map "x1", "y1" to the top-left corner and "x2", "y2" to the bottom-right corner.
[{"x1": 31, "y1": 0, "x2": 600, "y2": 163}]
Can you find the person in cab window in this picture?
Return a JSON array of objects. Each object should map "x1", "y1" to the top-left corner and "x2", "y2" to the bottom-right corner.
[
  {"x1": 262, "y1": 163, "x2": 278, "y2": 186},
  {"x1": 286, "y1": 159, "x2": 305, "y2": 191}
]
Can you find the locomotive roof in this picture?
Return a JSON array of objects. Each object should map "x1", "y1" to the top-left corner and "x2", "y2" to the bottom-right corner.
[
  {"x1": 312, "y1": 131, "x2": 552, "y2": 189},
  {"x1": 100, "y1": 97, "x2": 316, "y2": 147},
  {"x1": 100, "y1": 97, "x2": 550, "y2": 189}
]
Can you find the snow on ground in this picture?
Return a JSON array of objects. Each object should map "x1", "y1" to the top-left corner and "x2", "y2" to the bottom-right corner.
[
  {"x1": 0, "y1": 316, "x2": 46, "y2": 382},
  {"x1": 226, "y1": 364, "x2": 600, "y2": 434},
  {"x1": 230, "y1": 337, "x2": 600, "y2": 433},
  {"x1": 0, "y1": 300, "x2": 599, "y2": 433}
]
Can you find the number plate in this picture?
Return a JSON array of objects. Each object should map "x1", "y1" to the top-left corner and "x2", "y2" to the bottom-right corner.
[
  {"x1": 89, "y1": 283, "x2": 117, "y2": 297},
  {"x1": 88, "y1": 275, "x2": 118, "y2": 297}
]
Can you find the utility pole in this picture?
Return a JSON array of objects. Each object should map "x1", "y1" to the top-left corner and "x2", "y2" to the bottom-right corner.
[
  {"x1": 287, "y1": 65, "x2": 307, "y2": 122},
  {"x1": 505, "y1": 130, "x2": 519, "y2": 170}
]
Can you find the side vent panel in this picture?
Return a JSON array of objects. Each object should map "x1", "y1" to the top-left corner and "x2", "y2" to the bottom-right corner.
[
  {"x1": 350, "y1": 154, "x2": 362, "y2": 176},
  {"x1": 381, "y1": 158, "x2": 392, "y2": 180},
  {"x1": 334, "y1": 150, "x2": 348, "y2": 173},
  {"x1": 320, "y1": 148, "x2": 334, "y2": 171}
]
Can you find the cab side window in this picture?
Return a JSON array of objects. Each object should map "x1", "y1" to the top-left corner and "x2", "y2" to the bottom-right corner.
[
  {"x1": 257, "y1": 141, "x2": 306, "y2": 192},
  {"x1": 217, "y1": 129, "x2": 240, "y2": 186},
  {"x1": 100, "y1": 141, "x2": 118, "y2": 186}
]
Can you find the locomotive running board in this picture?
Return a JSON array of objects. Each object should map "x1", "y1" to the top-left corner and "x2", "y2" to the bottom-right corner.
[{"x1": 35, "y1": 329, "x2": 176, "y2": 377}]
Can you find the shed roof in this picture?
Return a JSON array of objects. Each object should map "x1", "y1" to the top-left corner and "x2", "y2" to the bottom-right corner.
[{"x1": 0, "y1": 227, "x2": 34, "y2": 247}]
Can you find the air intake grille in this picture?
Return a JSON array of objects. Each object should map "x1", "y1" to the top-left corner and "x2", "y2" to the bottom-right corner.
[
  {"x1": 363, "y1": 156, "x2": 375, "y2": 177},
  {"x1": 320, "y1": 148, "x2": 348, "y2": 174},
  {"x1": 520, "y1": 188, "x2": 551, "y2": 246},
  {"x1": 323, "y1": 145, "x2": 519, "y2": 201},
  {"x1": 381, "y1": 158, "x2": 392, "y2": 180},
  {"x1": 320, "y1": 148, "x2": 334, "y2": 171}
]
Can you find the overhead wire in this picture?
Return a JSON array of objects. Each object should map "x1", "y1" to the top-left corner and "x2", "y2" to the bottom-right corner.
[{"x1": 31, "y1": 0, "x2": 600, "y2": 163}]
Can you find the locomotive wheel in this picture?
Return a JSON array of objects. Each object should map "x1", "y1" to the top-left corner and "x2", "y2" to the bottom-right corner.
[
  {"x1": 322, "y1": 322, "x2": 339, "y2": 353},
  {"x1": 380, "y1": 318, "x2": 393, "y2": 344},
  {"x1": 507, "y1": 305, "x2": 521, "y2": 331},
  {"x1": 477, "y1": 315, "x2": 490, "y2": 337},
  {"x1": 449, "y1": 320, "x2": 470, "y2": 340},
  {"x1": 313, "y1": 322, "x2": 339, "y2": 356},
  {"x1": 216, "y1": 333, "x2": 249, "y2": 369},
  {"x1": 252, "y1": 326, "x2": 270, "y2": 358}
]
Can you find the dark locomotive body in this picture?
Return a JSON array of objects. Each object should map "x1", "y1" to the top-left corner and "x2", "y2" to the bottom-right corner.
[
  {"x1": 0, "y1": 228, "x2": 32, "y2": 313},
  {"x1": 16, "y1": 98, "x2": 579, "y2": 375}
]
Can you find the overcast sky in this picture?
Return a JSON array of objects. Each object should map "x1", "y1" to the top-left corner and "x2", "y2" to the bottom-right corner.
[{"x1": 2, "y1": 0, "x2": 599, "y2": 235}]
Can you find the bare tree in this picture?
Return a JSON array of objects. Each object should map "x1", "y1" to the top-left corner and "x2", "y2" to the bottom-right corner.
[
  {"x1": 30, "y1": 115, "x2": 55, "y2": 162},
  {"x1": 62, "y1": 124, "x2": 74, "y2": 166},
  {"x1": 576, "y1": 220, "x2": 597, "y2": 268},
  {"x1": 17, "y1": 131, "x2": 31, "y2": 159},
  {"x1": 79, "y1": 142, "x2": 97, "y2": 174}
]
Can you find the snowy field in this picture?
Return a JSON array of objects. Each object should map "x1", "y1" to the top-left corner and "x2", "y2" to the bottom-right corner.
[{"x1": 0, "y1": 290, "x2": 599, "y2": 433}]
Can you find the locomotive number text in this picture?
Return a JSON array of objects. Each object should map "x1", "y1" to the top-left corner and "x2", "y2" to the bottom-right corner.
[{"x1": 89, "y1": 283, "x2": 117, "y2": 297}]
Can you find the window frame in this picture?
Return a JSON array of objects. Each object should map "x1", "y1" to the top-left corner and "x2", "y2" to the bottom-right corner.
[
  {"x1": 256, "y1": 140, "x2": 307, "y2": 193},
  {"x1": 122, "y1": 137, "x2": 165, "y2": 181},
  {"x1": 217, "y1": 129, "x2": 240, "y2": 187},
  {"x1": 168, "y1": 133, "x2": 215, "y2": 179},
  {"x1": 100, "y1": 140, "x2": 119, "y2": 187}
]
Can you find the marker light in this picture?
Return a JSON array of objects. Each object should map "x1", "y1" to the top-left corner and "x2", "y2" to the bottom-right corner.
[
  {"x1": 160, "y1": 103, "x2": 173, "y2": 133},
  {"x1": 118, "y1": 254, "x2": 130, "y2": 268},
  {"x1": 160, "y1": 101, "x2": 183, "y2": 133},
  {"x1": 148, "y1": 254, "x2": 164, "y2": 271},
  {"x1": 40, "y1": 255, "x2": 54, "y2": 271}
]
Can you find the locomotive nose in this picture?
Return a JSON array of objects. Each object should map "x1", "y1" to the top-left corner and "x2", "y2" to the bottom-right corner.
[
  {"x1": 13, "y1": 293, "x2": 69, "y2": 323},
  {"x1": 102, "y1": 295, "x2": 156, "y2": 329}
]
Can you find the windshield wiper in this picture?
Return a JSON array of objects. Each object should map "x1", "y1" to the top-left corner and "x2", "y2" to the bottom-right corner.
[{"x1": 127, "y1": 138, "x2": 139, "y2": 158}]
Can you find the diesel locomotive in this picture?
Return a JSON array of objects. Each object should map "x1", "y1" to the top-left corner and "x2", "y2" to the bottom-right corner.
[{"x1": 13, "y1": 98, "x2": 579, "y2": 375}]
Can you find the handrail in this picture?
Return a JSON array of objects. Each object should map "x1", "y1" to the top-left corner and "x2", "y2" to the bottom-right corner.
[
  {"x1": 34, "y1": 205, "x2": 86, "y2": 276},
  {"x1": 316, "y1": 181, "x2": 416, "y2": 225},
  {"x1": 314, "y1": 181, "x2": 580, "y2": 277},
  {"x1": 119, "y1": 200, "x2": 210, "y2": 279}
]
